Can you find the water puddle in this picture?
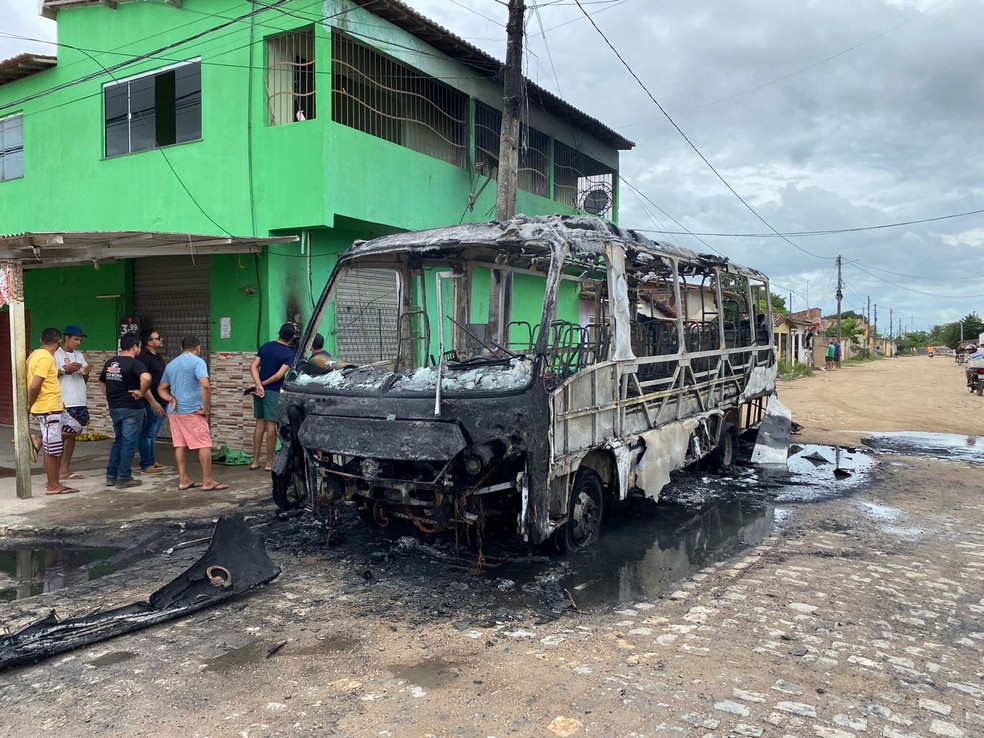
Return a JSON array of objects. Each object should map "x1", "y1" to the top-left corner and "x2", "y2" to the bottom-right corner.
[
  {"x1": 88, "y1": 651, "x2": 138, "y2": 668},
  {"x1": 777, "y1": 444, "x2": 876, "y2": 503},
  {"x1": 485, "y1": 444, "x2": 877, "y2": 612},
  {"x1": 203, "y1": 640, "x2": 272, "y2": 673},
  {"x1": 390, "y1": 657, "x2": 462, "y2": 689},
  {"x1": 862, "y1": 432, "x2": 984, "y2": 463},
  {"x1": 500, "y1": 497, "x2": 774, "y2": 612},
  {"x1": 0, "y1": 545, "x2": 121, "y2": 601}
]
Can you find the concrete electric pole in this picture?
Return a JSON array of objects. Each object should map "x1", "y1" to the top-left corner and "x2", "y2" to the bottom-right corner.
[
  {"x1": 836, "y1": 256, "x2": 843, "y2": 367},
  {"x1": 495, "y1": 0, "x2": 526, "y2": 222}
]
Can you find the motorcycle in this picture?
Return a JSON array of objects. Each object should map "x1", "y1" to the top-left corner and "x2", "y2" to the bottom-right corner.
[{"x1": 967, "y1": 363, "x2": 984, "y2": 395}]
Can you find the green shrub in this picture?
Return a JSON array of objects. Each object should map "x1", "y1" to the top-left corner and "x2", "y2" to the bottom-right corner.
[{"x1": 777, "y1": 360, "x2": 814, "y2": 380}]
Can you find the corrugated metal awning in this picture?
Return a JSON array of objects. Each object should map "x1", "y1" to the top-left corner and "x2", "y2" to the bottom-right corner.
[
  {"x1": 0, "y1": 54, "x2": 57, "y2": 88},
  {"x1": 0, "y1": 231, "x2": 298, "y2": 268}
]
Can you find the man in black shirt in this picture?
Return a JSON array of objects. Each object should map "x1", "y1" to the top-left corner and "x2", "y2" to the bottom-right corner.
[
  {"x1": 99, "y1": 334, "x2": 151, "y2": 488},
  {"x1": 137, "y1": 328, "x2": 168, "y2": 474}
]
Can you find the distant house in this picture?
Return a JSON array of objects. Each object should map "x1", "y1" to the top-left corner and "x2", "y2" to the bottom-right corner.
[
  {"x1": 773, "y1": 308, "x2": 820, "y2": 366},
  {"x1": 0, "y1": 0, "x2": 632, "y2": 447}
]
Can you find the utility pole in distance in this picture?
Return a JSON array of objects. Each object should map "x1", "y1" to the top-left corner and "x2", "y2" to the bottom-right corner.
[
  {"x1": 867, "y1": 296, "x2": 871, "y2": 349},
  {"x1": 496, "y1": 0, "x2": 526, "y2": 222},
  {"x1": 836, "y1": 256, "x2": 843, "y2": 367}
]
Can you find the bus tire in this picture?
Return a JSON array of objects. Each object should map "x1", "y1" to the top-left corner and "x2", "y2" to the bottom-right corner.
[
  {"x1": 272, "y1": 468, "x2": 303, "y2": 511},
  {"x1": 558, "y1": 468, "x2": 604, "y2": 553},
  {"x1": 709, "y1": 422, "x2": 738, "y2": 470}
]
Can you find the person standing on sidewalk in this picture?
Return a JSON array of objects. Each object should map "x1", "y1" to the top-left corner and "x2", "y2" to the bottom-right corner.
[
  {"x1": 99, "y1": 334, "x2": 151, "y2": 489},
  {"x1": 158, "y1": 336, "x2": 228, "y2": 492},
  {"x1": 27, "y1": 327, "x2": 82, "y2": 495},
  {"x1": 137, "y1": 328, "x2": 168, "y2": 475},
  {"x1": 53, "y1": 325, "x2": 90, "y2": 481},
  {"x1": 249, "y1": 323, "x2": 296, "y2": 472}
]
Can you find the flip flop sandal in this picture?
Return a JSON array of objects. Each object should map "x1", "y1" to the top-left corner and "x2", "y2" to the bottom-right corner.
[
  {"x1": 61, "y1": 472, "x2": 85, "y2": 480},
  {"x1": 248, "y1": 464, "x2": 261, "y2": 470},
  {"x1": 178, "y1": 482, "x2": 203, "y2": 491},
  {"x1": 46, "y1": 486, "x2": 80, "y2": 495},
  {"x1": 201, "y1": 483, "x2": 230, "y2": 491}
]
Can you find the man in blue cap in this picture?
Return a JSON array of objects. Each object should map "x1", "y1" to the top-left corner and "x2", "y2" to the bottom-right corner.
[{"x1": 54, "y1": 324, "x2": 90, "y2": 480}]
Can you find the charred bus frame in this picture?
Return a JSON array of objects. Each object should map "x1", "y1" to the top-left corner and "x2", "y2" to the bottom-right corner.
[{"x1": 273, "y1": 216, "x2": 777, "y2": 550}]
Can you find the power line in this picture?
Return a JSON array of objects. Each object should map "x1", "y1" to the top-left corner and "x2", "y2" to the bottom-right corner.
[
  {"x1": 0, "y1": 1, "x2": 292, "y2": 117},
  {"x1": 846, "y1": 261, "x2": 984, "y2": 299},
  {"x1": 631, "y1": 206, "x2": 984, "y2": 239},
  {"x1": 571, "y1": 0, "x2": 832, "y2": 262}
]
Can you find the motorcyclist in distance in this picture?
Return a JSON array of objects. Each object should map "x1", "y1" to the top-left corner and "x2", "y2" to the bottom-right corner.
[{"x1": 964, "y1": 345, "x2": 983, "y2": 386}]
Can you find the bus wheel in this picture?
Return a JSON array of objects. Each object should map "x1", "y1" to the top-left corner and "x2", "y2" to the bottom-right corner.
[
  {"x1": 559, "y1": 469, "x2": 604, "y2": 552},
  {"x1": 272, "y1": 468, "x2": 303, "y2": 511},
  {"x1": 709, "y1": 422, "x2": 738, "y2": 470}
]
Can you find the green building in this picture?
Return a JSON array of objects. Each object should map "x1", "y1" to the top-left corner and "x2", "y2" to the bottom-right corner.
[{"x1": 0, "y1": 0, "x2": 632, "y2": 449}]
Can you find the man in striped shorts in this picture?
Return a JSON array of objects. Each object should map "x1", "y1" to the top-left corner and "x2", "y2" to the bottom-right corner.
[{"x1": 27, "y1": 327, "x2": 82, "y2": 495}]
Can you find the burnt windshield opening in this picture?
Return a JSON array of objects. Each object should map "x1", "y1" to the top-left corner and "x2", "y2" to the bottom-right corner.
[{"x1": 290, "y1": 254, "x2": 546, "y2": 396}]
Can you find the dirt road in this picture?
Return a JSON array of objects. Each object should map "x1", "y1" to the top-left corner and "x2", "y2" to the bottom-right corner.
[
  {"x1": 778, "y1": 353, "x2": 981, "y2": 442},
  {"x1": 2, "y1": 355, "x2": 984, "y2": 738}
]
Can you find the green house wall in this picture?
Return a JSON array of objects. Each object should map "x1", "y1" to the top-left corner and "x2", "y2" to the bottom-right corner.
[{"x1": 1, "y1": 0, "x2": 623, "y2": 352}]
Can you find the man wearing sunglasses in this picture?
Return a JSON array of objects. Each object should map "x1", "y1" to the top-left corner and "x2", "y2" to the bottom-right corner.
[{"x1": 138, "y1": 329, "x2": 168, "y2": 475}]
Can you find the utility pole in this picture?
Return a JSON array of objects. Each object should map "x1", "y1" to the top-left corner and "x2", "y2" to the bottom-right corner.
[
  {"x1": 836, "y1": 256, "x2": 843, "y2": 367},
  {"x1": 4, "y1": 264, "x2": 32, "y2": 498},
  {"x1": 495, "y1": 0, "x2": 526, "y2": 222},
  {"x1": 866, "y1": 296, "x2": 871, "y2": 349},
  {"x1": 874, "y1": 304, "x2": 877, "y2": 349},
  {"x1": 889, "y1": 308, "x2": 893, "y2": 340}
]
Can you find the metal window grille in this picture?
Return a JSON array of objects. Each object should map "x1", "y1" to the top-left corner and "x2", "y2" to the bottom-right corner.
[
  {"x1": 474, "y1": 101, "x2": 501, "y2": 177},
  {"x1": 473, "y1": 103, "x2": 549, "y2": 196},
  {"x1": 267, "y1": 28, "x2": 316, "y2": 126},
  {"x1": 331, "y1": 32, "x2": 467, "y2": 168},
  {"x1": 518, "y1": 125, "x2": 549, "y2": 197},
  {"x1": 554, "y1": 141, "x2": 614, "y2": 218}
]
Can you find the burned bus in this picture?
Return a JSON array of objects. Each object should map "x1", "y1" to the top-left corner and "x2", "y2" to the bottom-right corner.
[{"x1": 272, "y1": 215, "x2": 777, "y2": 550}]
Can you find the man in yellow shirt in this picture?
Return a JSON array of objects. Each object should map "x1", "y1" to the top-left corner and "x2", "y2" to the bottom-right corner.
[{"x1": 27, "y1": 327, "x2": 81, "y2": 495}]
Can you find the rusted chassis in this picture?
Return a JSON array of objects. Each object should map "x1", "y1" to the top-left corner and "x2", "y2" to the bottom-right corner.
[{"x1": 272, "y1": 374, "x2": 556, "y2": 543}]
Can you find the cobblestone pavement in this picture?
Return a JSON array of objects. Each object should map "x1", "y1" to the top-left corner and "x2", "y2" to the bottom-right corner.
[{"x1": 1, "y1": 450, "x2": 982, "y2": 738}]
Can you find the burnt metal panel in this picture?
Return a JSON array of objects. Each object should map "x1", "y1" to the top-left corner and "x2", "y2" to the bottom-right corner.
[
  {"x1": 297, "y1": 416, "x2": 466, "y2": 460},
  {"x1": 0, "y1": 515, "x2": 280, "y2": 671}
]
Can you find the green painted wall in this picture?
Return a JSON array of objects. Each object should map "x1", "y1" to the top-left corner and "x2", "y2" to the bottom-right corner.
[
  {"x1": 21, "y1": 263, "x2": 128, "y2": 351},
  {"x1": 0, "y1": 0, "x2": 622, "y2": 354}
]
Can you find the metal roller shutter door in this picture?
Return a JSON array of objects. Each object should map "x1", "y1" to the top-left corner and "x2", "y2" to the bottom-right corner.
[
  {"x1": 133, "y1": 256, "x2": 211, "y2": 439},
  {"x1": 334, "y1": 268, "x2": 399, "y2": 364},
  {"x1": 133, "y1": 256, "x2": 211, "y2": 364}
]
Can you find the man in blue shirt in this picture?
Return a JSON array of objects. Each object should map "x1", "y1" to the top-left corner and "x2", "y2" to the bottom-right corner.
[
  {"x1": 158, "y1": 335, "x2": 228, "y2": 491},
  {"x1": 249, "y1": 323, "x2": 296, "y2": 472}
]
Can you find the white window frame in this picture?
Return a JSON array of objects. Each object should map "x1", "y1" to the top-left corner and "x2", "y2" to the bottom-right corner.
[
  {"x1": 0, "y1": 113, "x2": 24, "y2": 182},
  {"x1": 102, "y1": 58, "x2": 203, "y2": 157}
]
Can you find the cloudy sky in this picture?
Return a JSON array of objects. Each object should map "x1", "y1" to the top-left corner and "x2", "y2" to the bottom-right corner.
[{"x1": 4, "y1": 0, "x2": 984, "y2": 332}]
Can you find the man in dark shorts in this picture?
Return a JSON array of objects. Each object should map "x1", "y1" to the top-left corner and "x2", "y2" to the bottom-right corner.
[
  {"x1": 53, "y1": 324, "x2": 90, "y2": 481},
  {"x1": 137, "y1": 328, "x2": 168, "y2": 474},
  {"x1": 249, "y1": 323, "x2": 296, "y2": 472},
  {"x1": 99, "y1": 334, "x2": 151, "y2": 488}
]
